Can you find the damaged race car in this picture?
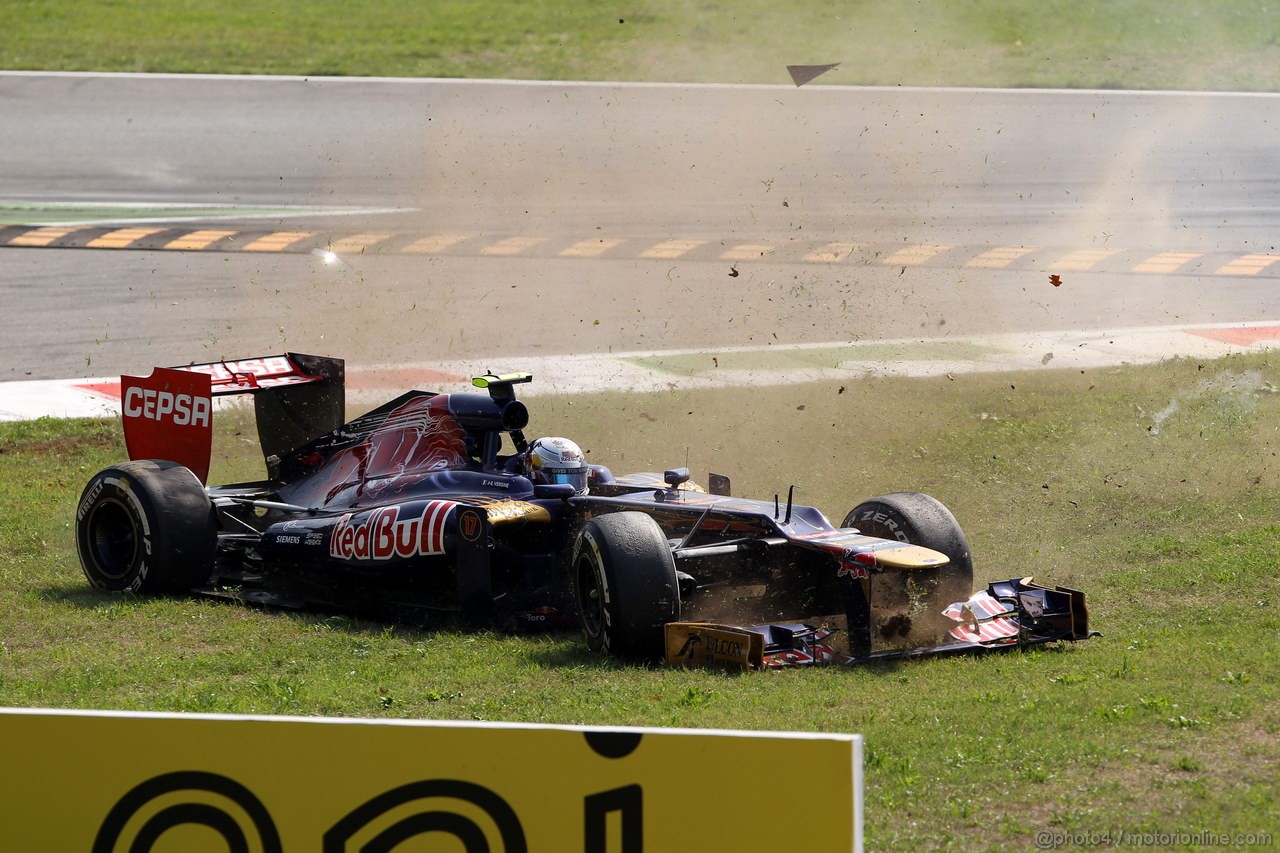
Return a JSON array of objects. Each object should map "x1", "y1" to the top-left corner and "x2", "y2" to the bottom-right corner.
[{"x1": 75, "y1": 353, "x2": 1093, "y2": 667}]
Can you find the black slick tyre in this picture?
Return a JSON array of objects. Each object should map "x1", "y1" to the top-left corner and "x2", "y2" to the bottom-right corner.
[
  {"x1": 572, "y1": 512, "x2": 680, "y2": 658},
  {"x1": 842, "y1": 492, "x2": 974, "y2": 644},
  {"x1": 76, "y1": 459, "x2": 217, "y2": 594}
]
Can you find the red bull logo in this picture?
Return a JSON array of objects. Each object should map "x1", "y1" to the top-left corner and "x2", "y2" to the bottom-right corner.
[
  {"x1": 330, "y1": 500, "x2": 455, "y2": 561},
  {"x1": 836, "y1": 550, "x2": 874, "y2": 580}
]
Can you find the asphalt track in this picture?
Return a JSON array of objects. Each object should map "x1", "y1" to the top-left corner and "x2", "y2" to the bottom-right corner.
[{"x1": 4, "y1": 72, "x2": 1280, "y2": 415}]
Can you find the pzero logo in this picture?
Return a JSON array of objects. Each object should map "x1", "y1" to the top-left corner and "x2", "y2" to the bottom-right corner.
[
  {"x1": 121, "y1": 386, "x2": 211, "y2": 427},
  {"x1": 330, "y1": 500, "x2": 454, "y2": 561},
  {"x1": 852, "y1": 509, "x2": 908, "y2": 542}
]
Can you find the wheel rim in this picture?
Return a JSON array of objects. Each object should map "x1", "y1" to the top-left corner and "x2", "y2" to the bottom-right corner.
[
  {"x1": 86, "y1": 498, "x2": 139, "y2": 581},
  {"x1": 575, "y1": 554, "x2": 604, "y2": 638}
]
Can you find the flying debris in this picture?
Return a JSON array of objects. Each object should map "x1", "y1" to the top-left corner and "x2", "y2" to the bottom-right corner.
[{"x1": 787, "y1": 63, "x2": 840, "y2": 87}]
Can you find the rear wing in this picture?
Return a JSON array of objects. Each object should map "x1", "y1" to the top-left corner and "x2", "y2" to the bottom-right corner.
[{"x1": 121, "y1": 353, "x2": 344, "y2": 483}]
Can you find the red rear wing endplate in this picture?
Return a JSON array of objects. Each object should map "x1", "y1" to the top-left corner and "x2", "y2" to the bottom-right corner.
[{"x1": 120, "y1": 366, "x2": 216, "y2": 483}]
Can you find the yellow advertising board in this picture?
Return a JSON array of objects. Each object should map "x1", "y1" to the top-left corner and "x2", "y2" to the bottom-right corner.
[{"x1": 0, "y1": 707, "x2": 862, "y2": 851}]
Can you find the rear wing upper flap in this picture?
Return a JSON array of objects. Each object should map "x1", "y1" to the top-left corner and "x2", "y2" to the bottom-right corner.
[
  {"x1": 121, "y1": 353, "x2": 345, "y2": 484},
  {"x1": 175, "y1": 353, "x2": 343, "y2": 397}
]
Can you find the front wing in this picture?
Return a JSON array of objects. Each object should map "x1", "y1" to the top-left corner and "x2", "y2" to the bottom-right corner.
[{"x1": 664, "y1": 577, "x2": 1094, "y2": 669}]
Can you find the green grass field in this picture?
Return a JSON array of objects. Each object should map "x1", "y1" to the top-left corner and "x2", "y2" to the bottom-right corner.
[
  {"x1": 3, "y1": 0, "x2": 1280, "y2": 90},
  {"x1": 4, "y1": 1, "x2": 1280, "y2": 845},
  {"x1": 3, "y1": 356, "x2": 1278, "y2": 847}
]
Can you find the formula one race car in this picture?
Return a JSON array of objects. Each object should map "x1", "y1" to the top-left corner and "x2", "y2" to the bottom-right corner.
[{"x1": 75, "y1": 353, "x2": 1092, "y2": 666}]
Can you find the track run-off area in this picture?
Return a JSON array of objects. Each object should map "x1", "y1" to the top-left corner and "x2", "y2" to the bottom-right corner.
[{"x1": 5, "y1": 321, "x2": 1280, "y2": 422}]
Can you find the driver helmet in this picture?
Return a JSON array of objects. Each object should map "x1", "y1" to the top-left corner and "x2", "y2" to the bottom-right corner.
[{"x1": 525, "y1": 436, "x2": 589, "y2": 494}]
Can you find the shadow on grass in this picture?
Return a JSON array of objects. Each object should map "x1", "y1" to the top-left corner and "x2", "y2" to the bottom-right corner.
[
  {"x1": 37, "y1": 582, "x2": 1090, "y2": 677},
  {"x1": 41, "y1": 582, "x2": 704, "y2": 672},
  {"x1": 35, "y1": 582, "x2": 120, "y2": 609},
  {"x1": 36, "y1": 582, "x2": 464, "y2": 640}
]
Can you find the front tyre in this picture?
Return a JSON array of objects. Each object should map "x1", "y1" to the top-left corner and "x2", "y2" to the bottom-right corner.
[
  {"x1": 842, "y1": 492, "x2": 974, "y2": 645},
  {"x1": 76, "y1": 460, "x2": 217, "y2": 594},
  {"x1": 572, "y1": 512, "x2": 680, "y2": 658}
]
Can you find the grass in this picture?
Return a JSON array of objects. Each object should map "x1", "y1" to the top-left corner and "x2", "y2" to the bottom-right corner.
[
  {"x1": 3, "y1": 0, "x2": 1280, "y2": 90},
  {"x1": 3, "y1": 354, "x2": 1279, "y2": 846}
]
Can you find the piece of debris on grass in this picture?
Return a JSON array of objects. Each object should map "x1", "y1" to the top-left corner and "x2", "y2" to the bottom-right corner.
[{"x1": 787, "y1": 63, "x2": 841, "y2": 87}]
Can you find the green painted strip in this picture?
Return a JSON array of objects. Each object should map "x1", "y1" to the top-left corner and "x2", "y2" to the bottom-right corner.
[{"x1": 0, "y1": 201, "x2": 396, "y2": 226}]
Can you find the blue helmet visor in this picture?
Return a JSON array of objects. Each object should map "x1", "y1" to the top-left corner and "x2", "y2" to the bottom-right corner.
[{"x1": 544, "y1": 466, "x2": 588, "y2": 493}]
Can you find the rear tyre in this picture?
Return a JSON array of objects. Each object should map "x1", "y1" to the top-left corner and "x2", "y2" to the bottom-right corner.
[
  {"x1": 572, "y1": 512, "x2": 680, "y2": 658},
  {"x1": 842, "y1": 492, "x2": 974, "y2": 645},
  {"x1": 76, "y1": 460, "x2": 217, "y2": 594}
]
